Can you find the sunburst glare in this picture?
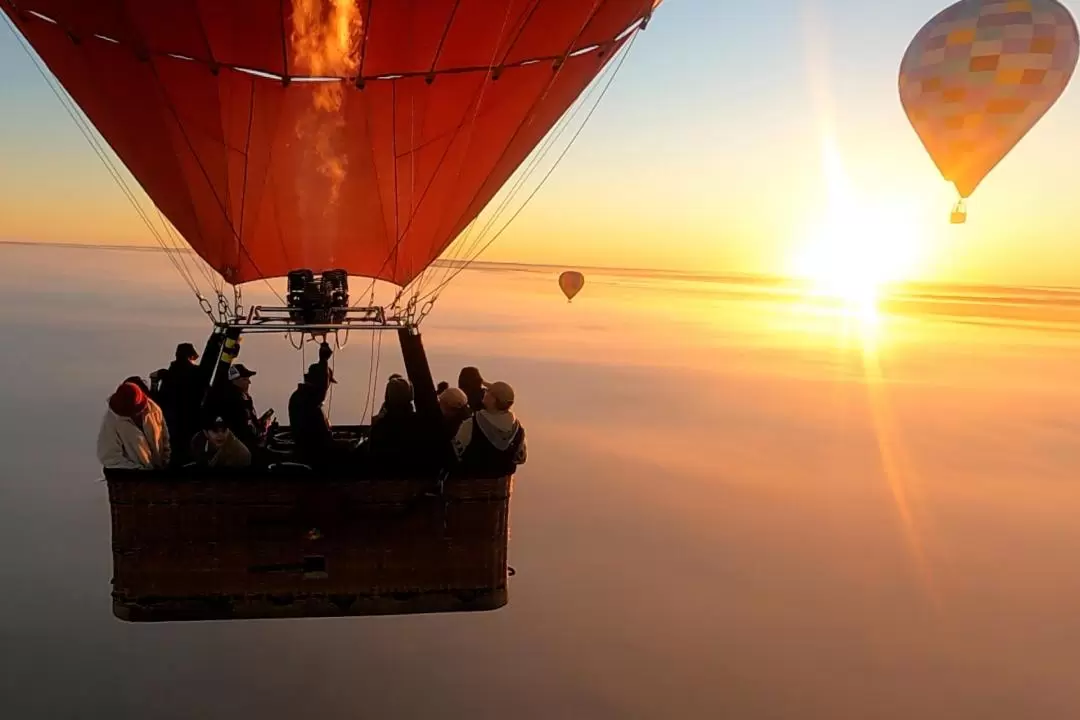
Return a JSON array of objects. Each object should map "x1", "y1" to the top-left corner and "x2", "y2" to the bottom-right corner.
[{"x1": 791, "y1": 138, "x2": 923, "y2": 318}]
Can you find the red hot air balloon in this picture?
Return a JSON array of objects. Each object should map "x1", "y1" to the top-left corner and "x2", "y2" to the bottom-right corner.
[
  {"x1": 899, "y1": 0, "x2": 1079, "y2": 223},
  {"x1": 558, "y1": 270, "x2": 584, "y2": 302},
  {"x1": 3, "y1": 1, "x2": 662, "y2": 475},
  {"x1": 1, "y1": 0, "x2": 661, "y2": 285}
]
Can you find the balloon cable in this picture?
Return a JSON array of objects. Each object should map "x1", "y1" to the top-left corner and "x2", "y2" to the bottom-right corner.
[
  {"x1": 1, "y1": 11, "x2": 222, "y2": 318},
  {"x1": 415, "y1": 29, "x2": 640, "y2": 313}
]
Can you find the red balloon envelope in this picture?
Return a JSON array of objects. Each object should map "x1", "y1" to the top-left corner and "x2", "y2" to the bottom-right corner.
[
  {"x1": 558, "y1": 270, "x2": 584, "y2": 301},
  {"x1": 2, "y1": 0, "x2": 660, "y2": 285}
]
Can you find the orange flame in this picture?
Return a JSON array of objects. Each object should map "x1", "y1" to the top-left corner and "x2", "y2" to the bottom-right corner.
[{"x1": 291, "y1": 0, "x2": 363, "y2": 203}]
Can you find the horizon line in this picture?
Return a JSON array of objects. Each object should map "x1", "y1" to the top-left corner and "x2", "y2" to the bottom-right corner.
[{"x1": 0, "y1": 237, "x2": 1075, "y2": 294}]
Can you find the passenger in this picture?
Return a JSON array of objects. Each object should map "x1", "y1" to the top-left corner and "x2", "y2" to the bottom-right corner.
[
  {"x1": 189, "y1": 415, "x2": 252, "y2": 468},
  {"x1": 123, "y1": 375, "x2": 154, "y2": 398},
  {"x1": 438, "y1": 387, "x2": 471, "y2": 439},
  {"x1": 155, "y1": 343, "x2": 203, "y2": 460},
  {"x1": 367, "y1": 374, "x2": 424, "y2": 473},
  {"x1": 453, "y1": 381, "x2": 526, "y2": 478},
  {"x1": 96, "y1": 381, "x2": 171, "y2": 470},
  {"x1": 373, "y1": 373, "x2": 412, "y2": 421},
  {"x1": 149, "y1": 368, "x2": 167, "y2": 400},
  {"x1": 457, "y1": 366, "x2": 487, "y2": 412},
  {"x1": 436, "y1": 380, "x2": 450, "y2": 395},
  {"x1": 288, "y1": 362, "x2": 346, "y2": 465},
  {"x1": 208, "y1": 363, "x2": 269, "y2": 451}
]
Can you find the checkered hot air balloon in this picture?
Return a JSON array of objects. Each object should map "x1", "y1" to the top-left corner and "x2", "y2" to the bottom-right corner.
[{"x1": 899, "y1": 0, "x2": 1079, "y2": 223}]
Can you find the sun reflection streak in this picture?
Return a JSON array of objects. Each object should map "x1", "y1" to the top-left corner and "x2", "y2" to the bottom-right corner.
[
  {"x1": 857, "y1": 324, "x2": 941, "y2": 611},
  {"x1": 797, "y1": 0, "x2": 937, "y2": 606}
]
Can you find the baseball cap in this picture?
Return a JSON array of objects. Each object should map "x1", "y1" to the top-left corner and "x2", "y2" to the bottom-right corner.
[
  {"x1": 228, "y1": 364, "x2": 256, "y2": 381},
  {"x1": 203, "y1": 415, "x2": 228, "y2": 431},
  {"x1": 486, "y1": 381, "x2": 515, "y2": 408}
]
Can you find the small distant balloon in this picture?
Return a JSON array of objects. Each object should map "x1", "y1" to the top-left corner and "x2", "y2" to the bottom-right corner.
[
  {"x1": 899, "y1": 0, "x2": 1079, "y2": 223},
  {"x1": 558, "y1": 271, "x2": 585, "y2": 302}
]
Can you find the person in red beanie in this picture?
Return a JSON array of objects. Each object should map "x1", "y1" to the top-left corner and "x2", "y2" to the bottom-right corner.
[{"x1": 96, "y1": 381, "x2": 171, "y2": 469}]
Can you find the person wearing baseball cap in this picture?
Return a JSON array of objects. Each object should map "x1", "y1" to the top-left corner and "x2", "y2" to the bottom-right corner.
[
  {"x1": 438, "y1": 387, "x2": 471, "y2": 438},
  {"x1": 227, "y1": 363, "x2": 257, "y2": 383},
  {"x1": 288, "y1": 359, "x2": 352, "y2": 466},
  {"x1": 208, "y1": 362, "x2": 270, "y2": 452},
  {"x1": 97, "y1": 380, "x2": 171, "y2": 469},
  {"x1": 452, "y1": 379, "x2": 526, "y2": 478},
  {"x1": 189, "y1": 414, "x2": 252, "y2": 468},
  {"x1": 457, "y1": 366, "x2": 487, "y2": 413}
]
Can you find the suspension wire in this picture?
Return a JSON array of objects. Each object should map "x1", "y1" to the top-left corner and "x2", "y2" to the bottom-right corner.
[
  {"x1": 352, "y1": 0, "x2": 518, "y2": 307},
  {"x1": 4, "y1": 16, "x2": 206, "y2": 293},
  {"x1": 360, "y1": 328, "x2": 378, "y2": 422},
  {"x1": 435, "y1": 42, "x2": 612, "y2": 276},
  {"x1": 153, "y1": 200, "x2": 228, "y2": 312},
  {"x1": 419, "y1": 24, "x2": 623, "y2": 291},
  {"x1": 359, "y1": 329, "x2": 384, "y2": 425},
  {"x1": 399, "y1": 1, "x2": 521, "y2": 301},
  {"x1": 408, "y1": 0, "x2": 612, "y2": 305},
  {"x1": 141, "y1": 58, "x2": 287, "y2": 309},
  {"x1": 410, "y1": 73, "x2": 590, "y2": 300},
  {"x1": 391, "y1": 79, "x2": 401, "y2": 282},
  {"x1": 410, "y1": 213, "x2": 481, "y2": 300},
  {"x1": 327, "y1": 351, "x2": 336, "y2": 420},
  {"x1": 415, "y1": 31, "x2": 640, "y2": 317},
  {"x1": 2, "y1": 11, "x2": 236, "y2": 322},
  {"x1": 413, "y1": 64, "x2": 594, "y2": 297},
  {"x1": 156, "y1": 205, "x2": 223, "y2": 298},
  {"x1": 410, "y1": 80, "x2": 609, "y2": 305}
]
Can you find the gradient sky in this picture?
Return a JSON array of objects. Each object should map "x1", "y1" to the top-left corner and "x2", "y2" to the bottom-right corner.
[{"x1": 1, "y1": 0, "x2": 1079, "y2": 285}]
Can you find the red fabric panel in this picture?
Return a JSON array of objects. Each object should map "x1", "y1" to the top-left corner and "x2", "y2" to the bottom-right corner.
[
  {"x1": 444, "y1": 38, "x2": 628, "y2": 260},
  {"x1": 124, "y1": 0, "x2": 214, "y2": 63},
  {"x1": 10, "y1": 0, "x2": 278, "y2": 67},
  {"x1": 501, "y1": 0, "x2": 604, "y2": 63},
  {"x1": 11, "y1": 0, "x2": 131, "y2": 43},
  {"x1": 577, "y1": 0, "x2": 654, "y2": 48},
  {"x1": 430, "y1": 0, "x2": 535, "y2": 72},
  {"x1": 359, "y1": 0, "x2": 451, "y2": 77},
  {"x1": 5, "y1": 4, "x2": 635, "y2": 285},
  {"x1": 195, "y1": 0, "x2": 286, "y2": 75}
]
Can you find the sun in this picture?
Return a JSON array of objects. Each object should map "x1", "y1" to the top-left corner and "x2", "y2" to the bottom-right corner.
[{"x1": 790, "y1": 140, "x2": 921, "y2": 312}]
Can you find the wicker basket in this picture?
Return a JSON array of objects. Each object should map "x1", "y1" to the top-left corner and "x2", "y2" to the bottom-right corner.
[{"x1": 108, "y1": 473, "x2": 512, "y2": 621}]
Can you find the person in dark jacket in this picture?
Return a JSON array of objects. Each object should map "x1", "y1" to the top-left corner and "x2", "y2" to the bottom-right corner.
[
  {"x1": 457, "y1": 366, "x2": 487, "y2": 413},
  {"x1": 453, "y1": 381, "x2": 526, "y2": 478},
  {"x1": 438, "y1": 387, "x2": 471, "y2": 439},
  {"x1": 208, "y1": 363, "x2": 267, "y2": 452},
  {"x1": 288, "y1": 362, "x2": 348, "y2": 466},
  {"x1": 367, "y1": 374, "x2": 427, "y2": 474},
  {"x1": 155, "y1": 343, "x2": 203, "y2": 463},
  {"x1": 189, "y1": 414, "x2": 252, "y2": 468}
]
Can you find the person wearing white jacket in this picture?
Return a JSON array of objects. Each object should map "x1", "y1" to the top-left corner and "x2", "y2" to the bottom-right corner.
[
  {"x1": 96, "y1": 381, "x2": 171, "y2": 470},
  {"x1": 452, "y1": 381, "x2": 526, "y2": 478}
]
